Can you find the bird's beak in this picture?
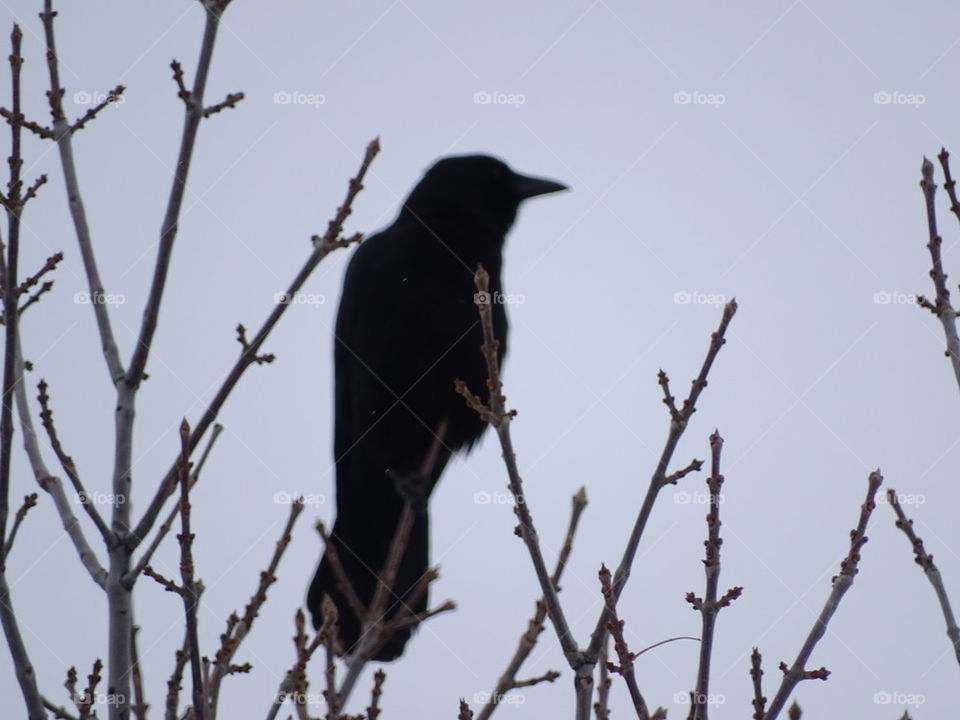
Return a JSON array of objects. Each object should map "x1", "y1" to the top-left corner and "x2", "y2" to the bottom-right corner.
[{"x1": 510, "y1": 171, "x2": 568, "y2": 199}]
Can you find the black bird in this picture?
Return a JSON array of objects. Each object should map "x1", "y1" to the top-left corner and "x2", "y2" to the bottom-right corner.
[{"x1": 308, "y1": 154, "x2": 567, "y2": 661}]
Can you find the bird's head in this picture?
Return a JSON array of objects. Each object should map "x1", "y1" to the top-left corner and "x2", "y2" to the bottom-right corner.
[{"x1": 400, "y1": 154, "x2": 567, "y2": 236}]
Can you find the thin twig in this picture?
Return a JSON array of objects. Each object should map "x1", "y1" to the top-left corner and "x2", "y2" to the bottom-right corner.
[
  {"x1": 366, "y1": 669, "x2": 386, "y2": 720},
  {"x1": 174, "y1": 420, "x2": 205, "y2": 720},
  {"x1": 477, "y1": 487, "x2": 587, "y2": 720},
  {"x1": 40, "y1": 0, "x2": 124, "y2": 384},
  {"x1": 599, "y1": 564, "x2": 650, "y2": 720},
  {"x1": 130, "y1": 624, "x2": 149, "y2": 720},
  {"x1": 165, "y1": 632, "x2": 190, "y2": 720},
  {"x1": 124, "y1": 423, "x2": 223, "y2": 587},
  {"x1": 37, "y1": 379, "x2": 112, "y2": 541},
  {"x1": 0, "y1": 24, "x2": 52, "y2": 720},
  {"x1": 455, "y1": 266, "x2": 579, "y2": 666},
  {"x1": 586, "y1": 301, "x2": 737, "y2": 661},
  {"x1": 887, "y1": 487, "x2": 960, "y2": 667},
  {"x1": 762, "y1": 470, "x2": 883, "y2": 720},
  {"x1": 918, "y1": 155, "x2": 960, "y2": 393},
  {"x1": 206, "y1": 498, "x2": 305, "y2": 719},
  {"x1": 750, "y1": 648, "x2": 766, "y2": 720},
  {"x1": 132, "y1": 138, "x2": 379, "y2": 547},
  {"x1": 3, "y1": 491, "x2": 36, "y2": 555},
  {"x1": 687, "y1": 432, "x2": 742, "y2": 720}
]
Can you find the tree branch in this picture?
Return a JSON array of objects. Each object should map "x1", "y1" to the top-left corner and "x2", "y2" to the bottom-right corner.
[
  {"x1": 762, "y1": 470, "x2": 883, "y2": 719},
  {"x1": 887, "y1": 487, "x2": 960, "y2": 667},
  {"x1": 132, "y1": 138, "x2": 379, "y2": 547},
  {"x1": 687, "y1": 432, "x2": 742, "y2": 720},
  {"x1": 476, "y1": 487, "x2": 587, "y2": 720}
]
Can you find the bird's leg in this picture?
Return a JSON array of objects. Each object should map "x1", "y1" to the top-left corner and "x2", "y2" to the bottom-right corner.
[{"x1": 387, "y1": 419, "x2": 448, "y2": 513}]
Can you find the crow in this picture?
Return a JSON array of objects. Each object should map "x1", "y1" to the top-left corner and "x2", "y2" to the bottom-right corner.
[{"x1": 307, "y1": 154, "x2": 567, "y2": 661}]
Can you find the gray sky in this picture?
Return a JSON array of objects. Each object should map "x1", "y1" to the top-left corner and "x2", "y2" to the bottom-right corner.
[{"x1": 1, "y1": 0, "x2": 959, "y2": 717}]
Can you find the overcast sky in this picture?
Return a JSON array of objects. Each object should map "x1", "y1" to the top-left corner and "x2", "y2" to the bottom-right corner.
[{"x1": 1, "y1": 0, "x2": 959, "y2": 718}]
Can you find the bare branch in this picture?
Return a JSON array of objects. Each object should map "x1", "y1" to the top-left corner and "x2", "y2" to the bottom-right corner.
[
  {"x1": 267, "y1": 607, "x2": 337, "y2": 720},
  {"x1": 315, "y1": 520, "x2": 367, "y2": 625},
  {"x1": 688, "y1": 432, "x2": 742, "y2": 720},
  {"x1": 206, "y1": 498, "x2": 305, "y2": 718},
  {"x1": 69, "y1": 85, "x2": 124, "y2": 133},
  {"x1": 3, "y1": 491, "x2": 36, "y2": 555},
  {"x1": 919, "y1": 156, "x2": 960, "y2": 393},
  {"x1": 750, "y1": 648, "x2": 766, "y2": 720},
  {"x1": 203, "y1": 91, "x2": 244, "y2": 118},
  {"x1": 762, "y1": 470, "x2": 883, "y2": 720},
  {"x1": 586, "y1": 301, "x2": 737, "y2": 659},
  {"x1": 477, "y1": 487, "x2": 587, "y2": 720},
  {"x1": 125, "y1": 423, "x2": 223, "y2": 588},
  {"x1": 0, "y1": 108, "x2": 53, "y2": 139},
  {"x1": 455, "y1": 266, "x2": 580, "y2": 669},
  {"x1": 40, "y1": 0, "x2": 125, "y2": 384},
  {"x1": 599, "y1": 564, "x2": 650, "y2": 720},
  {"x1": 366, "y1": 669, "x2": 386, "y2": 720},
  {"x1": 887, "y1": 487, "x2": 960, "y2": 667},
  {"x1": 132, "y1": 138, "x2": 379, "y2": 547},
  {"x1": 130, "y1": 625, "x2": 148, "y2": 720},
  {"x1": 165, "y1": 633, "x2": 190, "y2": 720},
  {"x1": 37, "y1": 379, "x2": 112, "y2": 541},
  {"x1": 171, "y1": 420, "x2": 205, "y2": 720}
]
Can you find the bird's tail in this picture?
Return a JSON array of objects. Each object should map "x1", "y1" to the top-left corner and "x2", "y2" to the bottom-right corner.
[{"x1": 307, "y1": 511, "x2": 429, "y2": 662}]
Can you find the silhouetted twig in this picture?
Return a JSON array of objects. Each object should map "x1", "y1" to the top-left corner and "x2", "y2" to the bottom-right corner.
[
  {"x1": 476, "y1": 487, "x2": 586, "y2": 720},
  {"x1": 761, "y1": 471, "x2": 883, "y2": 719},
  {"x1": 687, "y1": 432, "x2": 742, "y2": 720},
  {"x1": 887, "y1": 487, "x2": 960, "y2": 667}
]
